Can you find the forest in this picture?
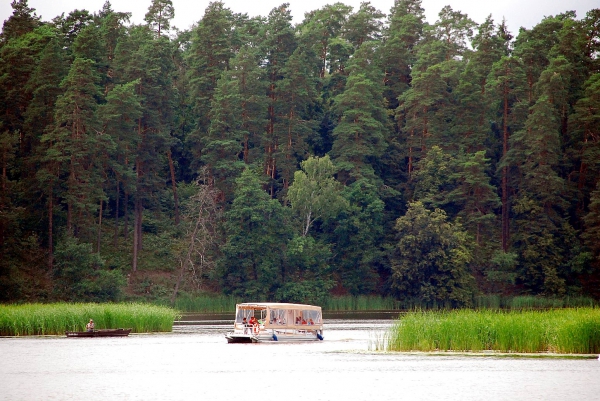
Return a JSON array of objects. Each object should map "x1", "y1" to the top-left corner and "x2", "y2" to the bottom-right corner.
[{"x1": 1, "y1": 0, "x2": 599, "y2": 306}]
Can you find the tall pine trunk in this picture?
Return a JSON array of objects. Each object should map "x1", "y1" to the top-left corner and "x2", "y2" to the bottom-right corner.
[
  {"x1": 48, "y1": 185, "x2": 53, "y2": 270},
  {"x1": 97, "y1": 199, "x2": 103, "y2": 253},
  {"x1": 0, "y1": 147, "x2": 6, "y2": 258},
  {"x1": 501, "y1": 91, "x2": 509, "y2": 252},
  {"x1": 114, "y1": 180, "x2": 120, "y2": 247},
  {"x1": 132, "y1": 197, "x2": 140, "y2": 272},
  {"x1": 167, "y1": 150, "x2": 179, "y2": 225},
  {"x1": 123, "y1": 191, "x2": 129, "y2": 240}
]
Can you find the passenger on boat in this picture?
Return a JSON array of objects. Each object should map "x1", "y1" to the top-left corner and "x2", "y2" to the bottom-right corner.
[
  {"x1": 249, "y1": 316, "x2": 259, "y2": 333},
  {"x1": 86, "y1": 319, "x2": 94, "y2": 332}
]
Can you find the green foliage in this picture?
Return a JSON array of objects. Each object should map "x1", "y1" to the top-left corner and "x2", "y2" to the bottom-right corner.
[
  {"x1": 53, "y1": 235, "x2": 125, "y2": 302},
  {"x1": 144, "y1": 0, "x2": 174, "y2": 37},
  {"x1": 391, "y1": 201, "x2": 475, "y2": 306},
  {"x1": 218, "y1": 168, "x2": 291, "y2": 298},
  {"x1": 485, "y1": 251, "x2": 518, "y2": 293},
  {"x1": 165, "y1": 293, "x2": 240, "y2": 313},
  {"x1": 331, "y1": 42, "x2": 389, "y2": 184},
  {"x1": 275, "y1": 279, "x2": 334, "y2": 306},
  {"x1": 287, "y1": 155, "x2": 346, "y2": 236},
  {"x1": 323, "y1": 295, "x2": 400, "y2": 311},
  {"x1": 330, "y1": 179, "x2": 385, "y2": 294},
  {"x1": 412, "y1": 145, "x2": 454, "y2": 208},
  {"x1": 1, "y1": 2, "x2": 600, "y2": 305}
]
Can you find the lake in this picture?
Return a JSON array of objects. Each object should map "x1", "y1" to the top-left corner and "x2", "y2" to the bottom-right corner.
[{"x1": 1, "y1": 314, "x2": 599, "y2": 400}]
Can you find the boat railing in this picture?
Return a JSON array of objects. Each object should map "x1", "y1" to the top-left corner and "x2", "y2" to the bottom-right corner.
[{"x1": 237, "y1": 323, "x2": 262, "y2": 335}]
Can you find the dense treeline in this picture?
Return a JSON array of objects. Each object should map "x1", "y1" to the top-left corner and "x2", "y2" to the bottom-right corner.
[{"x1": 1, "y1": 0, "x2": 599, "y2": 306}]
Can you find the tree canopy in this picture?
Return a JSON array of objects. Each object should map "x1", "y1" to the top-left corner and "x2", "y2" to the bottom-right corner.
[{"x1": 1, "y1": 0, "x2": 600, "y2": 304}]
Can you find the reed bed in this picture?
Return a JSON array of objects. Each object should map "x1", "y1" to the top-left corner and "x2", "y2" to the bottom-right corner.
[
  {"x1": 163, "y1": 293, "x2": 597, "y2": 313},
  {"x1": 323, "y1": 295, "x2": 401, "y2": 311},
  {"x1": 387, "y1": 308, "x2": 600, "y2": 354},
  {"x1": 0, "y1": 303, "x2": 179, "y2": 336},
  {"x1": 163, "y1": 294, "x2": 241, "y2": 312},
  {"x1": 475, "y1": 295, "x2": 597, "y2": 310}
]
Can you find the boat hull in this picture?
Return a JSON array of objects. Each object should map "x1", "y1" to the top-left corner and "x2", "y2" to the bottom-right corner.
[
  {"x1": 65, "y1": 329, "x2": 132, "y2": 337},
  {"x1": 225, "y1": 329, "x2": 323, "y2": 343}
]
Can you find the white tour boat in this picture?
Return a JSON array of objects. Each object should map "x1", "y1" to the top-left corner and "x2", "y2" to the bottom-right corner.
[{"x1": 225, "y1": 302, "x2": 324, "y2": 343}]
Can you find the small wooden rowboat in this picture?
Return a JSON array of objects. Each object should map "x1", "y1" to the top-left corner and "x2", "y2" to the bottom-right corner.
[{"x1": 65, "y1": 328, "x2": 132, "y2": 337}]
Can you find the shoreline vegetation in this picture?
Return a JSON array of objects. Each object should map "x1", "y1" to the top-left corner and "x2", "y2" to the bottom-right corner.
[
  {"x1": 162, "y1": 293, "x2": 597, "y2": 313},
  {"x1": 0, "y1": 303, "x2": 179, "y2": 336},
  {"x1": 385, "y1": 308, "x2": 600, "y2": 354}
]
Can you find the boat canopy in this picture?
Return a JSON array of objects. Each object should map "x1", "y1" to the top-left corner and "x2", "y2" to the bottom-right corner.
[{"x1": 234, "y1": 303, "x2": 323, "y2": 328}]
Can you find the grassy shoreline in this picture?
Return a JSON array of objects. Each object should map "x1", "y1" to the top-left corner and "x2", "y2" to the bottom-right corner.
[
  {"x1": 0, "y1": 303, "x2": 179, "y2": 336},
  {"x1": 386, "y1": 308, "x2": 600, "y2": 354},
  {"x1": 160, "y1": 293, "x2": 597, "y2": 313}
]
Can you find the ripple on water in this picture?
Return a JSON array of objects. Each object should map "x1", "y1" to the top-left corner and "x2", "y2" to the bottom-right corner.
[{"x1": 1, "y1": 321, "x2": 599, "y2": 401}]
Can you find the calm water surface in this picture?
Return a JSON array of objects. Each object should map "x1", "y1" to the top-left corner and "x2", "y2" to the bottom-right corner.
[{"x1": 1, "y1": 317, "x2": 599, "y2": 400}]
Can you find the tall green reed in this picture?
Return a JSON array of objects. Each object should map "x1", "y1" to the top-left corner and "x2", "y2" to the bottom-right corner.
[
  {"x1": 387, "y1": 308, "x2": 600, "y2": 354},
  {"x1": 0, "y1": 303, "x2": 179, "y2": 336}
]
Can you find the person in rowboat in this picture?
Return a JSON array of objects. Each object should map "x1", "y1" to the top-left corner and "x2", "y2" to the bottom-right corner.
[{"x1": 86, "y1": 319, "x2": 94, "y2": 332}]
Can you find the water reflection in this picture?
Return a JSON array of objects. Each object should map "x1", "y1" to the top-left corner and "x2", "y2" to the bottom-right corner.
[{"x1": 1, "y1": 317, "x2": 598, "y2": 401}]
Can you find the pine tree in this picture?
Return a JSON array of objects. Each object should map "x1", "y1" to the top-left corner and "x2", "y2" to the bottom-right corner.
[
  {"x1": 51, "y1": 9, "x2": 94, "y2": 57},
  {"x1": 396, "y1": 61, "x2": 447, "y2": 177},
  {"x1": 0, "y1": 0, "x2": 40, "y2": 43},
  {"x1": 297, "y1": 3, "x2": 352, "y2": 78},
  {"x1": 432, "y1": 5, "x2": 476, "y2": 61},
  {"x1": 218, "y1": 168, "x2": 291, "y2": 298},
  {"x1": 381, "y1": 0, "x2": 425, "y2": 108},
  {"x1": 273, "y1": 48, "x2": 319, "y2": 191},
  {"x1": 344, "y1": 1, "x2": 385, "y2": 49},
  {"x1": 453, "y1": 16, "x2": 511, "y2": 153},
  {"x1": 505, "y1": 57, "x2": 579, "y2": 295},
  {"x1": 582, "y1": 181, "x2": 600, "y2": 297},
  {"x1": 260, "y1": 4, "x2": 297, "y2": 195},
  {"x1": 202, "y1": 45, "x2": 267, "y2": 201},
  {"x1": 570, "y1": 73, "x2": 600, "y2": 214},
  {"x1": 331, "y1": 179, "x2": 385, "y2": 294},
  {"x1": 513, "y1": 13, "x2": 575, "y2": 102},
  {"x1": 24, "y1": 37, "x2": 67, "y2": 269},
  {"x1": 113, "y1": 25, "x2": 176, "y2": 270},
  {"x1": 144, "y1": 0, "x2": 174, "y2": 37},
  {"x1": 46, "y1": 58, "x2": 108, "y2": 239},
  {"x1": 486, "y1": 56, "x2": 527, "y2": 252},
  {"x1": 331, "y1": 42, "x2": 388, "y2": 185},
  {"x1": 185, "y1": 1, "x2": 237, "y2": 170},
  {"x1": 202, "y1": 64, "x2": 245, "y2": 200},
  {"x1": 448, "y1": 150, "x2": 500, "y2": 246},
  {"x1": 97, "y1": 80, "x2": 142, "y2": 247}
]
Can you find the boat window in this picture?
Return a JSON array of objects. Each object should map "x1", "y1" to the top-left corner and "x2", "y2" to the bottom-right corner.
[
  {"x1": 268, "y1": 308, "x2": 322, "y2": 325},
  {"x1": 235, "y1": 309, "x2": 257, "y2": 323},
  {"x1": 269, "y1": 309, "x2": 297, "y2": 325},
  {"x1": 302, "y1": 309, "x2": 322, "y2": 325}
]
